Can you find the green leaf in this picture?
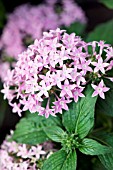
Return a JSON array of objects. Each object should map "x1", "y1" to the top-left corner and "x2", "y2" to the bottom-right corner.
[
  {"x1": 99, "y1": 0, "x2": 113, "y2": 9},
  {"x1": 86, "y1": 19, "x2": 113, "y2": 45},
  {"x1": 92, "y1": 158, "x2": 106, "y2": 170},
  {"x1": 26, "y1": 111, "x2": 62, "y2": 127},
  {"x1": 41, "y1": 149, "x2": 77, "y2": 170},
  {"x1": 91, "y1": 131, "x2": 113, "y2": 170},
  {"x1": 79, "y1": 138, "x2": 111, "y2": 155},
  {"x1": 105, "y1": 68, "x2": 113, "y2": 77},
  {"x1": 12, "y1": 113, "x2": 62, "y2": 145},
  {"x1": 96, "y1": 89, "x2": 113, "y2": 117},
  {"x1": 43, "y1": 126, "x2": 67, "y2": 143},
  {"x1": 62, "y1": 85, "x2": 97, "y2": 139},
  {"x1": 96, "y1": 80, "x2": 113, "y2": 117},
  {"x1": 92, "y1": 131, "x2": 113, "y2": 147},
  {"x1": 99, "y1": 153, "x2": 113, "y2": 170},
  {"x1": 12, "y1": 116, "x2": 48, "y2": 145},
  {"x1": 64, "y1": 22, "x2": 86, "y2": 35}
]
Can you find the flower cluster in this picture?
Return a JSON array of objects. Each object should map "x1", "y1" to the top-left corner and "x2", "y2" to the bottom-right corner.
[
  {"x1": 0, "y1": 0, "x2": 86, "y2": 82},
  {"x1": 2, "y1": 28, "x2": 112, "y2": 118},
  {"x1": 0, "y1": 132, "x2": 55, "y2": 170}
]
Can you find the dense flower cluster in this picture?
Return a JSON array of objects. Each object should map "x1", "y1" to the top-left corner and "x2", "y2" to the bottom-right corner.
[
  {"x1": 0, "y1": 0, "x2": 86, "y2": 82},
  {"x1": 0, "y1": 131, "x2": 55, "y2": 170},
  {"x1": 2, "y1": 28, "x2": 113, "y2": 118}
]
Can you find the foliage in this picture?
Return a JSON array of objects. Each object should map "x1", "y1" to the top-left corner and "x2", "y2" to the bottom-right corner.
[
  {"x1": 63, "y1": 22, "x2": 86, "y2": 36},
  {"x1": 86, "y1": 19, "x2": 113, "y2": 45},
  {"x1": 99, "y1": 0, "x2": 113, "y2": 9},
  {"x1": 12, "y1": 86, "x2": 112, "y2": 170}
]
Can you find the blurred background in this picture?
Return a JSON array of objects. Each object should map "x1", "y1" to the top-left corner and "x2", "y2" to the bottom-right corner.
[
  {"x1": 2, "y1": 0, "x2": 113, "y2": 31},
  {"x1": 0, "y1": 0, "x2": 113, "y2": 144}
]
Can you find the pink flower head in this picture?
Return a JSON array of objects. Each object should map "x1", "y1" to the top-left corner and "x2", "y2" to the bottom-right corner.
[
  {"x1": 2, "y1": 29, "x2": 113, "y2": 118},
  {"x1": 0, "y1": 131, "x2": 54, "y2": 170},
  {"x1": 0, "y1": 0, "x2": 87, "y2": 82}
]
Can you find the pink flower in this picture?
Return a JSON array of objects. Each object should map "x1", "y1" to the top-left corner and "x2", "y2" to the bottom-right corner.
[
  {"x1": 60, "y1": 79, "x2": 75, "y2": 97},
  {"x1": 105, "y1": 47, "x2": 113, "y2": 61},
  {"x1": 53, "y1": 97, "x2": 71, "y2": 114},
  {"x1": 0, "y1": 62, "x2": 10, "y2": 82},
  {"x1": 92, "y1": 57, "x2": 109, "y2": 74},
  {"x1": 72, "y1": 86, "x2": 85, "y2": 102},
  {"x1": 60, "y1": 0, "x2": 87, "y2": 26},
  {"x1": 98, "y1": 40, "x2": 110, "y2": 55},
  {"x1": 29, "y1": 145, "x2": 46, "y2": 159},
  {"x1": 10, "y1": 103, "x2": 22, "y2": 117},
  {"x1": 39, "y1": 99, "x2": 55, "y2": 118},
  {"x1": 17, "y1": 144, "x2": 28, "y2": 158},
  {"x1": 39, "y1": 71, "x2": 53, "y2": 86},
  {"x1": 78, "y1": 60, "x2": 92, "y2": 75},
  {"x1": 38, "y1": 80, "x2": 51, "y2": 98},
  {"x1": 92, "y1": 80, "x2": 110, "y2": 99},
  {"x1": 51, "y1": 72, "x2": 64, "y2": 88},
  {"x1": 59, "y1": 64, "x2": 73, "y2": 80},
  {"x1": 1, "y1": 84, "x2": 14, "y2": 101}
]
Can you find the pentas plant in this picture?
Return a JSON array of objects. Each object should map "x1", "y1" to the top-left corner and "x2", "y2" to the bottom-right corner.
[
  {"x1": 1, "y1": 28, "x2": 113, "y2": 118},
  {"x1": 0, "y1": 0, "x2": 87, "y2": 82},
  {"x1": 0, "y1": 131, "x2": 55, "y2": 170},
  {"x1": 10, "y1": 87, "x2": 113, "y2": 170}
]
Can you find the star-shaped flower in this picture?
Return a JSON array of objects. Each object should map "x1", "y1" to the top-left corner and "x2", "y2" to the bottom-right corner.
[
  {"x1": 60, "y1": 79, "x2": 75, "y2": 97},
  {"x1": 91, "y1": 80, "x2": 110, "y2": 99},
  {"x1": 72, "y1": 86, "x2": 85, "y2": 102},
  {"x1": 38, "y1": 80, "x2": 51, "y2": 97},
  {"x1": 53, "y1": 97, "x2": 71, "y2": 114},
  {"x1": 92, "y1": 57, "x2": 109, "y2": 74}
]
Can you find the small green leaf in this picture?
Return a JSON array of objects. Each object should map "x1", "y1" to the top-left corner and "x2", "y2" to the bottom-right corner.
[
  {"x1": 86, "y1": 19, "x2": 113, "y2": 45},
  {"x1": 41, "y1": 149, "x2": 77, "y2": 170},
  {"x1": 12, "y1": 113, "x2": 62, "y2": 145},
  {"x1": 79, "y1": 138, "x2": 111, "y2": 156},
  {"x1": 43, "y1": 126, "x2": 67, "y2": 143},
  {"x1": 62, "y1": 85, "x2": 97, "y2": 139},
  {"x1": 99, "y1": 0, "x2": 113, "y2": 9}
]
